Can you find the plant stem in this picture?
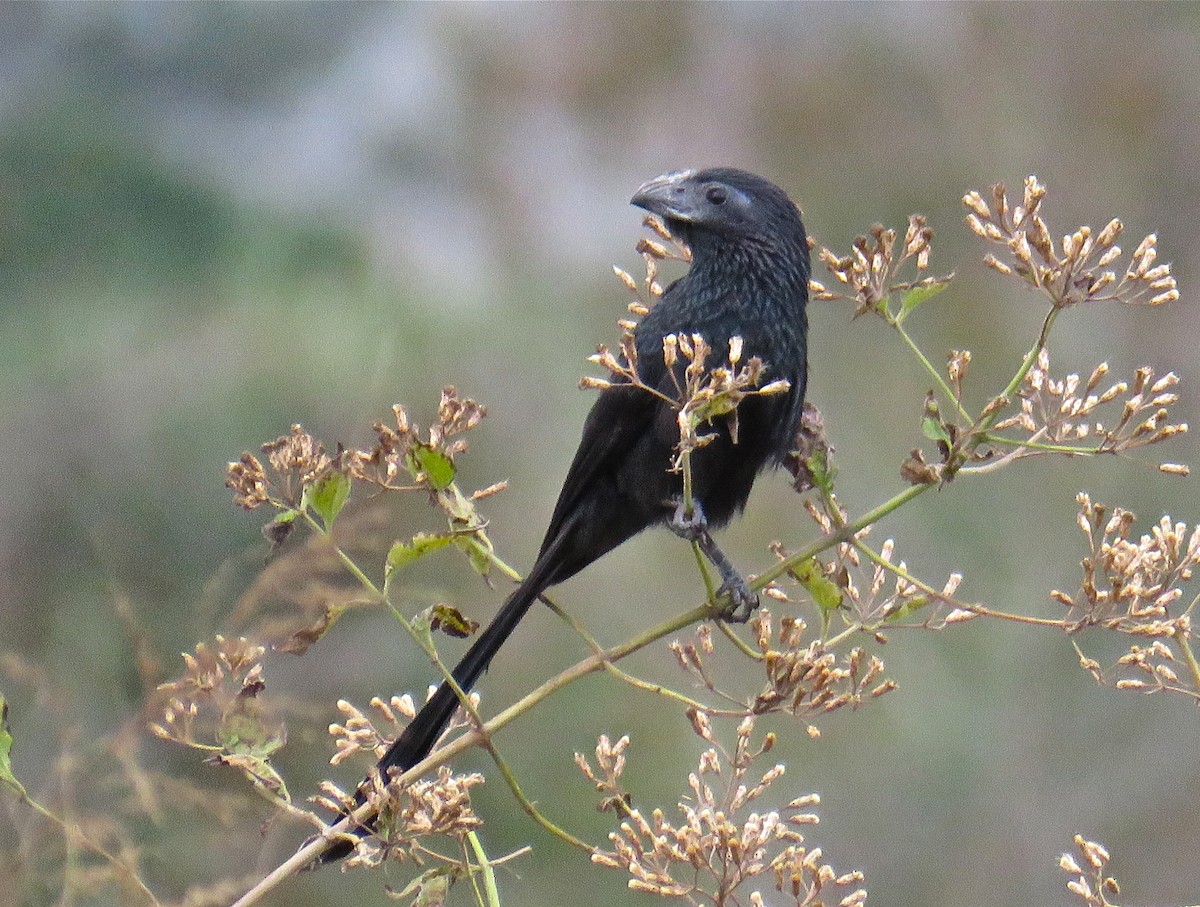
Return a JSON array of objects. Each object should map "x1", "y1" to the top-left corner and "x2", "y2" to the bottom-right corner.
[
  {"x1": 478, "y1": 738, "x2": 591, "y2": 852},
  {"x1": 982, "y1": 435, "x2": 1100, "y2": 455},
  {"x1": 1174, "y1": 626, "x2": 1200, "y2": 692},
  {"x1": 466, "y1": 831, "x2": 502, "y2": 907},
  {"x1": 21, "y1": 795, "x2": 160, "y2": 906},
  {"x1": 960, "y1": 602, "x2": 1066, "y2": 628},
  {"x1": 304, "y1": 511, "x2": 383, "y2": 601},
  {"x1": 893, "y1": 318, "x2": 971, "y2": 422},
  {"x1": 755, "y1": 482, "x2": 933, "y2": 591},
  {"x1": 992, "y1": 306, "x2": 1059, "y2": 424}
]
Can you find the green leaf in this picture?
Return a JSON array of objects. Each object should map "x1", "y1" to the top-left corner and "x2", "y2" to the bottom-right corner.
[
  {"x1": 217, "y1": 714, "x2": 285, "y2": 759},
  {"x1": 794, "y1": 558, "x2": 843, "y2": 612},
  {"x1": 691, "y1": 394, "x2": 738, "y2": 424},
  {"x1": 442, "y1": 485, "x2": 479, "y2": 523},
  {"x1": 0, "y1": 693, "x2": 28, "y2": 799},
  {"x1": 410, "y1": 444, "x2": 456, "y2": 490},
  {"x1": 386, "y1": 533, "x2": 453, "y2": 580},
  {"x1": 897, "y1": 279, "x2": 951, "y2": 321},
  {"x1": 805, "y1": 447, "x2": 837, "y2": 496},
  {"x1": 306, "y1": 471, "x2": 351, "y2": 529}
]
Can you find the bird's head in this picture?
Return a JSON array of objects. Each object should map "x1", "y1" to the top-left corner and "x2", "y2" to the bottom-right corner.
[{"x1": 630, "y1": 167, "x2": 806, "y2": 257}]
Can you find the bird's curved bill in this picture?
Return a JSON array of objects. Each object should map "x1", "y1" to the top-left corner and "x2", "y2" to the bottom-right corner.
[{"x1": 631, "y1": 169, "x2": 699, "y2": 221}]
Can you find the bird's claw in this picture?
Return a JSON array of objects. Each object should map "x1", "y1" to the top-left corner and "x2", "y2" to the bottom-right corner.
[{"x1": 716, "y1": 576, "x2": 759, "y2": 623}]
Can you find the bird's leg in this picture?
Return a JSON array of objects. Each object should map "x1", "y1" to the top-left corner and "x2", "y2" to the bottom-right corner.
[{"x1": 669, "y1": 500, "x2": 760, "y2": 622}]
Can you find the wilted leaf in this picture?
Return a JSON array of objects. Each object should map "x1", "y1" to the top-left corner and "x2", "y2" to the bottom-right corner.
[
  {"x1": 901, "y1": 449, "x2": 940, "y2": 485},
  {"x1": 277, "y1": 602, "x2": 346, "y2": 655},
  {"x1": 263, "y1": 508, "x2": 299, "y2": 550},
  {"x1": 788, "y1": 404, "x2": 836, "y2": 495},
  {"x1": 386, "y1": 867, "x2": 454, "y2": 906},
  {"x1": 209, "y1": 752, "x2": 290, "y2": 804},
  {"x1": 430, "y1": 604, "x2": 479, "y2": 639}
]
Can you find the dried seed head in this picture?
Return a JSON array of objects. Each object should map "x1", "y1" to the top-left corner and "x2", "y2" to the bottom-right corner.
[
  {"x1": 613, "y1": 264, "x2": 639, "y2": 293},
  {"x1": 962, "y1": 190, "x2": 991, "y2": 220}
]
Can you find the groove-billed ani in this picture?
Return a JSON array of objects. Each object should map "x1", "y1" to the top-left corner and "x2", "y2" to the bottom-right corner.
[{"x1": 318, "y1": 167, "x2": 809, "y2": 862}]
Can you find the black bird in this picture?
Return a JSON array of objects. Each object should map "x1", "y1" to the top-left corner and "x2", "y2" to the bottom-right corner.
[{"x1": 319, "y1": 167, "x2": 810, "y2": 862}]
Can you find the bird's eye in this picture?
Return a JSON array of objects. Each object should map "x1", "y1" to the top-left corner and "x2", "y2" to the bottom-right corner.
[{"x1": 705, "y1": 186, "x2": 728, "y2": 205}]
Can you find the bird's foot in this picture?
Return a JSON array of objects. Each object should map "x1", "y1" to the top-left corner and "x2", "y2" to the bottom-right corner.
[
  {"x1": 670, "y1": 498, "x2": 759, "y2": 622},
  {"x1": 716, "y1": 574, "x2": 759, "y2": 623}
]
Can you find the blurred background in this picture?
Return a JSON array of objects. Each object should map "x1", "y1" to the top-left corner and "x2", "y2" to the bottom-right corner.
[{"x1": 2, "y1": 4, "x2": 1198, "y2": 906}]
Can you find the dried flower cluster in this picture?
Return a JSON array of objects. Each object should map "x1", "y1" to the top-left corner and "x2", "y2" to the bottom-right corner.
[
  {"x1": 1060, "y1": 835, "x2": 1120, "y2": 907},
  {"x1": 150, "y1": 636, "x2": 270, "y2": 746},
  {"x1": 679, "y1": 335, "x2": 792, "y2": 457},
  {"x1": 318, "y1": 766, "x2": 485, "y2": 869},
  {"x1": 328, "y1": 694, "x2": 417, "y2": 767},
  {"x1": 586, "y1": 331, "x2": 791, "y2": 474},
  {"x1": 810, "y1": 215, "x2": 953, "y2": 318},
  {"x1": 1055, "y1": 494, "x2": 1200, "y2": 702},
  {"x1": 312, "y1": 692, "x2": 486, "y2": 867},
  {"x1": 227, "y1": 425, "x2": 332, "y2": 510},
  {"x1": 582, "y1": 719, "x2": 866, "y2": 907},
  {"x1": 807, "y1": 177, "x2": 1184, "y2": 494},
  {"x1": 666, "y1": 609, "x2": 895, "y2": 729},
  {"x1": 225, "y1": 387, "x2": 497, "y2": 511},
  {"x1": 575, "y1": 733, "x2": 634, "y2": 818},
  {"x1": 324, "y1": 690, "x2": 477, "y2": 769},
  {"x1": 150, "y1": 636, "x2": 289, "y2": 802},
  {"x1": 225, "y1": 387, "x2": 505, "y2": 601},
  {"x1": 992, "y1": 350, "x2": 1188, "y2": 471},
  {"x1": 771, "y1": 499, "x2": 970, "y2": 631},
  {"x1": 965, "y1": 176, "x2": 1179, "y2": 308},
  {"x1": 748, "y1": 610, "x2": 894, "y2": 719},
  {"x1": 345, "y1": 388, "x2": 488, "y2": 492}
]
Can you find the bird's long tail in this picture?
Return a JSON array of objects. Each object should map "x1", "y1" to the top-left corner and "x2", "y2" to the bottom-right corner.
[{"x1": 315, "y1": 532, "x2": 567, "y2": 864}]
